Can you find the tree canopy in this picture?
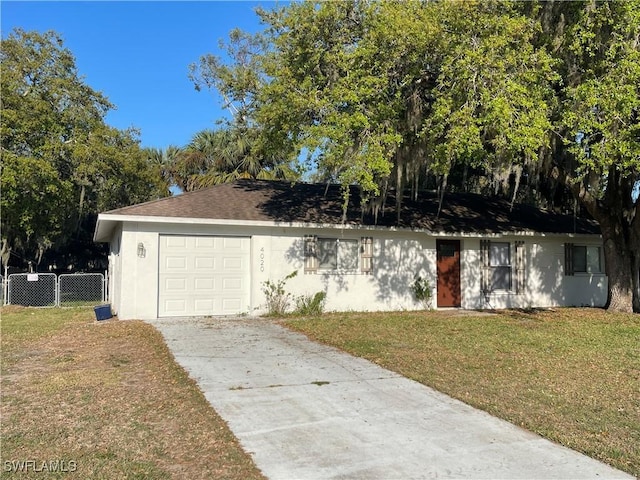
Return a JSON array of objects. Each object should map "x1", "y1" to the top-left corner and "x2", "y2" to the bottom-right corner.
[
  {"x1": 192, "y1": 0, "x2": 639, "y2": 311},
  {"x1": 3, "y1": 3, "x2": 637, "y2": 311},
  {"x1": 1, "y1": 29, "x2": 166, "y2": 270},
  {"x1": 167, "y1": 126, "x2": 299, "y2": 193}
]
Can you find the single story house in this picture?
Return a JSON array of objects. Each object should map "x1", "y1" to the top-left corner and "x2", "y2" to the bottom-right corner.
[{"x1": 93, "y1": 179, "x2": 607, "y2": 320}]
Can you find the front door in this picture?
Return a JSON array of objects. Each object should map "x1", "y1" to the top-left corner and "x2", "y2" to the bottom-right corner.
[{"x1": 436, "y1": 240, "x2": 461, "y2": 307}]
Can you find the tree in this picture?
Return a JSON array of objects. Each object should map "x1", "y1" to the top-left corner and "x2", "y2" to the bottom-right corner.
[
  {"x1": 258, "y1": 0, "x2": 409, "y2": 208},
  {"x1": 530, "y1": 1, "x2": 640, "y2": 312},
  {"x1": 188, "y1": 26, "x2": 300, "y2": 190},
  {"x1": 192, "y1": 0, "x2": 639, "y2": 312},
  {"x1": 1, "y1": 153, "x2": 72, "y2": 267},
  {"x1": 1, "y1": 29, "x2": 166, "y2": 270},
  {"x1": 171, "y1": 127, "x2": 299, "y2": 192},
  {"x1": 414, "y1": 1, "x2": 639, "y2": 311},
  {"x1": 420, "y1": 1, "x2": 559, "y2": 212},
  {"x1": 143, "y1": 145, "x2": 181, "y2": 196}
]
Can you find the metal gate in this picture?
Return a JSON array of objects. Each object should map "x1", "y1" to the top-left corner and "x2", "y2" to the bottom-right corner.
[
  {"x1": 7, "y1": 273, "x2": 57, "y2": 307},
  {"x1": 5, "y1": 273, "x2": 106, "y2": 307},
  {"x1": 58, "y1": 273, "x2": 105, "y2": 307}
]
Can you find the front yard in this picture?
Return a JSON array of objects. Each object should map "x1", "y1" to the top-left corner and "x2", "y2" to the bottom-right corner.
[
  {"x1": 0, "y1": 307, "x2": 264, "y2": 479},
  {"x1": 286, "y1": 308, "x2": 639, "y2": 477},
  {"x1": 1, "y1": 306, "x2": 637, "y2": 477}
]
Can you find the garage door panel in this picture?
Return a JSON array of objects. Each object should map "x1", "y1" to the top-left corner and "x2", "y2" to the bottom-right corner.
[
  {"x1": 223, "y1": 257, "x2": 245, "y2": 270},
  {"x1": 194, "y1": 299, "x2": 215, "y2": 311},
  {"x1": 222, "y1": 277, "x2": 242, "y2": 290},
  {"x1": 159, "y1": 235, "x2": 250, "y2": 317},
  {"x1": 165, "y1": 278, "x2": 187, "y2": 291},
  {"x1": 165, "y1": 256, "x2": 187, "y2": 270},
  {"x1": 195, "y1": 257, "x2": 215, "y2": 269},
  {"x1": 223, "y1": 237, "x2": 244, "y2": 249},
  {"x1": 222, "y1": 298, "x2": 242, "y2": 311},
  {"x1": 195, "y1": 237, "x2": 216, "y2": 248},
  {"x1": 165, "y1": 236, "x2": 186, "y2": 248},
  {"x1": 194, "y1": 277, "x2": 215, "y2": 290},
  {"x1": 163, "y1": 299, "x2": 187, "y2": 313}
]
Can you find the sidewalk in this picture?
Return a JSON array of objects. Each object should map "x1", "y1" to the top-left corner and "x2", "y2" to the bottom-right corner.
[{"x1": 151, "y1": 316, "x2": 633, "y2": 480}]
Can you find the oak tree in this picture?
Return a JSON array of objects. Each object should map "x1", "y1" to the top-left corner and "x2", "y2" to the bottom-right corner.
[
  {"x1": 192, "y1": 0, "x2": 640, "y2": 311},
  {"x1": 1, "y1": 29, "x2": 165, "y2": 270}
]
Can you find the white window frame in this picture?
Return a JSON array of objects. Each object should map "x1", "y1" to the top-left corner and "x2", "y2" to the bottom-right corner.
[
  {"x1": 304, "y1": 236, "x2": 372, "y2": 274},
  {"x1": 481, "y1": 240, "x2": 525, "y2": 294},
  {"x1": 317, "y1": 238, "x2": 359, "y2": 272},
  {"x1": 489, "y1": 241, "x2": 512, "y2": 291},
  {"x1": 572, "y1": 245, "x2": 603, "y2": 274}
]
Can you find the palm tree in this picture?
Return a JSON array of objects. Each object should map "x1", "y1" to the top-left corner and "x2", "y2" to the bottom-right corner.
[
  {"x1": 177, "y1": 126, "x2": 299, "y2": 191},
  {"x1": 143, "y1": 146, "x2": 180, "y2": 196}
]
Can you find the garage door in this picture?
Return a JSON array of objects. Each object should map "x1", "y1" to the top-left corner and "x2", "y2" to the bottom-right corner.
[{"x1": 158, "y1": 235, "x2": 250, "y2": 317}]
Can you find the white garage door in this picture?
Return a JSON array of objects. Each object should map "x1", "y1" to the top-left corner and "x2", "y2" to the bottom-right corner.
[{"x1": 158, "y1": 235, "x2": 250, "y2": 317}]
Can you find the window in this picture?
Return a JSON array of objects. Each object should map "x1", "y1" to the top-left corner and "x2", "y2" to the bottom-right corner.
[
  {"x1": 481, "y1": 240, "x2": 524, "y2": 293},
  {"x1": 318, "y1": 238, "x2": 358, "y2": 270},
  {"x1": 565, "y1": 244, "x2": 603, "y2": 275},
  {"x1": 304, "y1": 236, "x2": 372, "y2": 274},
  {"x1": 490, "y1": 242, "x2": 511, "y2": 290},
  {"x1": 439, "y1": 243, "x2": 457, "y2": 257}
]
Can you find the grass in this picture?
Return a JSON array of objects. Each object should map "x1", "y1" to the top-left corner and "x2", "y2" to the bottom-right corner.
[
  {"x1": 0, "y1": 306, "x2": 265, "y2": 480},
  {"x1": 3, "y1": 306, "x2": 637, "y2": 477},
  {"x1": 285, "y1": 308, "x2": 640, "y2": 477}
]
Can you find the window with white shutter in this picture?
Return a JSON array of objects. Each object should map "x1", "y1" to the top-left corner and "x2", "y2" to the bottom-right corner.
[
  {"x1": 304, "y1": 236, "x2": 373, "y2": 274},
  {"x1": 481, "y1": 240, "x2": 516, "y2": 292}
]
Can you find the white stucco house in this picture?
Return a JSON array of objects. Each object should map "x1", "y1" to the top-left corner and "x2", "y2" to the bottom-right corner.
[{"x1": 93, "y1": 180, "x2": 607, "y2": 320}]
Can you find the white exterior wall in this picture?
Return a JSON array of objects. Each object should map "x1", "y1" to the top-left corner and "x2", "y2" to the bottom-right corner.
[
  {"x1": 265, "y1": 229, "x2": 436, "y2": 313},
  {"x1": 107, "y1": 220, "x2": 606, "y2": 320},
  {"x1": 115, "y1": 223, "x2": 161, "y2": 320},
  {"x1": 460, "y1": 237, "x2": 607, "y2": 310},
  {"x1": 107, "y1": 224, "x2": 123, "y2": 316}
]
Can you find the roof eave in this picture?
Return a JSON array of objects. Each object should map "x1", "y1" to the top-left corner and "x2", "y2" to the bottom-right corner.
[
  {"x1": 92, "y1": 212, "x2": 602, "y2": 241},
  {"x1": 93, "y1": 214, "x2": 118, "y2": 242}
]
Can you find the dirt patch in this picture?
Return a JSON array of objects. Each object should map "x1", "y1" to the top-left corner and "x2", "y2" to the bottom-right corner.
[{"x1": 1, "y1": 310, "x2": 265, "y2": 479}]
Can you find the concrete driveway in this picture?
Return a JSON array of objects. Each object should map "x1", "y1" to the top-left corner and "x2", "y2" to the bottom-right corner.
[{"x1": 150, "y1": 316, "x2": 632, "y2": 480}]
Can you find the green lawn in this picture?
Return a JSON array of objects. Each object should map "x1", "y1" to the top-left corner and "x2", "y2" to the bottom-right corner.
[{"x1": 285, "y1": 308, "x2": 640, "y2": 477}]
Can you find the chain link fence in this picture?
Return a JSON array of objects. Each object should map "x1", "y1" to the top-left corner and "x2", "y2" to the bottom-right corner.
[
  {"x1": 7, "y1": 273, "x2": 57, "y2": 307},
  {"x1": 58, "y1": 273, "x2": 105, "y2": 307},
  {"x1": 4, "y1": 272, "x2": 106, "y2": 307}
]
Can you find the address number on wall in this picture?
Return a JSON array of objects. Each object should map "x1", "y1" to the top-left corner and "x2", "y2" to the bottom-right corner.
[{"x1": 259, "y1": 247, "x2": 265, "y2": 273}]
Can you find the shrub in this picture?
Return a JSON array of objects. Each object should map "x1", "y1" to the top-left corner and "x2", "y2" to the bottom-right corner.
[
  {"x1": 294, "y1": 291, "x2": 326, "y2": 316},
  {"x1": 261, "y1": 271, "x2": 297, "y2": 316},
  {"x1": 411, "y1": 275, "x2": 433, "y2": 310}
]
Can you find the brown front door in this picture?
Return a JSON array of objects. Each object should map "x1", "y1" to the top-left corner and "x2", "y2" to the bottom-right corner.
[{"x1": 436, "y1": 240, "x2": 461, "y2": 307}]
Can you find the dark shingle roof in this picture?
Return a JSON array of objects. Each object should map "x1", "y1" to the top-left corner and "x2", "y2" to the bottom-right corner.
[{"x1": 104, "y1": 179, "x2": 600, "y2": 235}]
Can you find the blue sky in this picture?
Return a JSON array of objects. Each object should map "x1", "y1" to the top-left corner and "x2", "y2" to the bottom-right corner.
[{"x1": 1, "y1": 1, "x2": 275, "y2": 149}]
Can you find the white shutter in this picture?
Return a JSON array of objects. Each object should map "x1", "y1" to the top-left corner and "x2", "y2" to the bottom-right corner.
[
  {"x1": 515, "y1": 241, "x2": 525, "y2": 294},
  {"x1": 480, "y1": 240, "x2": 490, "y2": 293},
  {"x1": 304, "y1": 235, "x2": 318, "y2": 274},
  {"x1": 361, "y1": 237, "x2": 373, "y2": 274}
]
